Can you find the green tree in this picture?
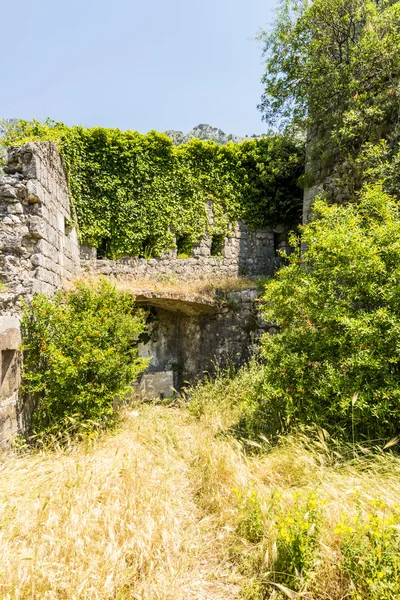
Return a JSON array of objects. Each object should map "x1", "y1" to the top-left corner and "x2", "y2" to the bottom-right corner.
[
  {"x1": 259, "y1": 0, "x2": 400, "y2": 133},
  {"x1": 253, "y1": 184, "x2": 400, "y2": 442},
  {"x1": 259, "y1": 0, "x2": 400, "y2": 210}
]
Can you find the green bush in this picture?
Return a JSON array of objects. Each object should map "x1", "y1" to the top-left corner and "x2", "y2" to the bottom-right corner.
[
  {"x1": 21, "y1": 279, "x2": 149, "y2": 438},
  {"x1": 251, "y1": 184, "x2": 400, "y2": 442},
  {"x1": 336, "y1": 500, "x2": 400, "y2": 599},
  {"x1": 0, "y1": 119, "x2": 304, "y2": 258},
  {"x1": 234, "y1": 489, "x2": 323, "y2": 597}
]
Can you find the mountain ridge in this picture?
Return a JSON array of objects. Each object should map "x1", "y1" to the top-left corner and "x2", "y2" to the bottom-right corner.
[{"x1": 165, "y1": 123, "x2": 263, "y2": 146}]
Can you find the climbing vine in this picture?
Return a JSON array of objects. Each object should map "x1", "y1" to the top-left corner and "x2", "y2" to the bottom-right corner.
[{"x1": 1, "y1": 119, "x2": 304, "y2": 259}]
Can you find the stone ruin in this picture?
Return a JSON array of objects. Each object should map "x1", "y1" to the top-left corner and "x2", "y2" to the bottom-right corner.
[{"x1": 0, "y1": 142, "x2": 286, "y2": 445}]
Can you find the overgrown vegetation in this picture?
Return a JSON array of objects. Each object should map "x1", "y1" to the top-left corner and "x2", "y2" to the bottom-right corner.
[
  {"x1": 228, "y1": 186, "x2": 400, "y2": 443},
  {"x1": 187, "y1": 367, "x2": 400, "y2": 599},
  {"x1": 259, "y1": 0, "x2": 400, "y2": 202},
  {"x1": 3, "y1": 0, "x2": 400, "y2": 596},
  {"x1": 0, "y1": 119, "x2": 304, "y2": 258},
  {"x1": 2, "y1": 397, "x2": 400, "y2": 599},
  {"x1": 21, "y1": 279, "x2": 148, "y2": 440}
]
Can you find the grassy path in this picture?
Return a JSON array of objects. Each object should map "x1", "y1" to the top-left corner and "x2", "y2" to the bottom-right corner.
[
  {"x1": 2, "y1": 398, "x2": 400, "y2": 599},
  {"x1": 0, "y1": 406, "x2": 241, "y2": 600}
]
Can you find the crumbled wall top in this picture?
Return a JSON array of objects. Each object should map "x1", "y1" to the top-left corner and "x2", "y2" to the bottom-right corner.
[{"x1": 0, "y1": 143, "x2": 80, "y2": 316}]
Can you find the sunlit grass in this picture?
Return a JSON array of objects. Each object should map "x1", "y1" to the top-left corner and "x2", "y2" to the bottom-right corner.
[{"x1": 1, "y1": 373, "x2": 399, "y2": 599}]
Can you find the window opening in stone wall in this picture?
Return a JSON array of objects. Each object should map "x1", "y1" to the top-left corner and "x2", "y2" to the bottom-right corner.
[
  {"x1": 176, "y1": 234, "x2": 193, "y2": 259},
  {"x1": 96, "y1": 238, "x2": 111, "y2": 259},
  {"x1": 1, "y1": 350, "x2": 16, "y2": 387},
  {"x1": 210, "y1": 234, "x2": 225, "y2": 257},
  {"x1": 140, "y1": 237, "x2": 158, "y2": 259},
  {"x1": 273, "y1": 232, "x2": 280, "y2": 257}
]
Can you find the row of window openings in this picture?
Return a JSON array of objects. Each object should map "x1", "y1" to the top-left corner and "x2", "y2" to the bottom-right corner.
[
  {"x1": 96, "y1": 233, "x2": 284, "y2": 260},
  {"x1": 97, "y1": 234, "x2": 227, "y2": 259}
]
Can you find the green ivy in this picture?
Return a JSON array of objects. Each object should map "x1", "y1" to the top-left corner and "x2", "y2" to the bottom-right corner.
[{"x1": 1, "y1": 119, "x2": 304, "y2": 259}]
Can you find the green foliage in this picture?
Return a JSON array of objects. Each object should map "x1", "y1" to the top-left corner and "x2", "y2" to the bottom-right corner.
[
  {"x1": 253, "y1": 184, "x2": 400, "y2": 442},
  {"x1": 259, "y1": 0, "x2": 400, "y2": 131},
  {"x1": 21, "y1": 279, "x2": 149, "y2": 438},
  {"x1": 235, "y1": 488, "x2": 265, "y2": 545},
  {"x1": 187, "y1": 359, "x2": 267, "y2": 432},
  {"x1": 234, "y1": 489, "x2": 323, "y2": 597},
  {"x1": 270, "y1": 491, "x2": 322, "y2": 590},
  {"x1": 259, "y1": 0, "x2": 400, "y2": 200},
  {"x1": 1, "y1": 119, "x2": 304, "y2": 258},
  {"x1": 234, "y1": 484, "x2": 400, "y2": 598},
  {"x1": 336, "y1": 500, "x2": 400, "y2": 599}
]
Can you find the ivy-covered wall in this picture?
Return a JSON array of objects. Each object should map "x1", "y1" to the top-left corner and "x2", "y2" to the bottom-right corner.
[{"x1": 1, "y1": 121, "x2": 305, "y2": 260}]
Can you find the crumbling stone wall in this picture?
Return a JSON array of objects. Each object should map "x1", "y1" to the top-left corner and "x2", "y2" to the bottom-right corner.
[
  {"x1": 0, "y1": 143, "x2": 80, "y2": 308},
  {"x1": 82, "y1": 222, "x2": 290, "y2": 281},
  {"x1": 0, "y1": 141, "x2": 286, "y2": 444},
  {"x1": 0, "y1": 143, "x2": 80, "y2": 445},
  {"x1": 135, "y1": 289, "x2": 275, "y2": 398},
  {"x1": 0, "y1": 316, "x2": 22, "y2": 445},
  {"x1": 303, "y1": 125, "x2": 346, "y2": 224}
]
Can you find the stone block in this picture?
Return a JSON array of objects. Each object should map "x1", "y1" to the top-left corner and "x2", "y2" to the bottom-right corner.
[
  {"x1": 34, "y1": 267, "x2": 56, "y2": 286},
  {"x1": 139, "y1": 371, "x2": 175, "y2": 399},
  {"x1": 7, "y1": 203, "x2": 23, "y2": 215},
  {"x1": 80, "y1": 245, "x2": 97, "y2": 262},
  {"x1": 20, "y1": 145, "x2": 40, "y2": 179},
  {"x1": 28, "y1": 216, "x2": 46, "y2": 239},
  {"x1": 31, "y1": 280, "x2": 55, "y2": 296},
  {"x1": 26, "y1": 179, "x2": 44, "y2": 203}
]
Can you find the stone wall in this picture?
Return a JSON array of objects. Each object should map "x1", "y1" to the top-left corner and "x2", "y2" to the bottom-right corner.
[
  {"x1": 0, "y1": 141, "x2": 284, "y2": 444},
  {"x1": 0, "y1": 316, "x2": 22, "y2": 445},
  {"x1": 0, "y1": 143, "x2": 80, "y2": 309},
  {"x1": 303, "y1": 125, "x2": 344, "y2": 224},
  {"x1": 82, "y1": 221, "x2": 290, "y2": 281},
  {"x1": 135, "y1": 289, "x2": 275, "y2": 398},
  {"x1": 0, "y1": 142, "x2": 80, "y2": 445}
]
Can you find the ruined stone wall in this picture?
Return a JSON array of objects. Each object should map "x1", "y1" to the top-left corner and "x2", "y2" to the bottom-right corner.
[
  {"x1": 0, "y1": 141, "x2": 285, "y2": 444},
  {"x1": 136, "y1": 289, "x2": 275, "y2": 398},
  {"x1": 82, "y1": 221, "x2": 290, "y2": 281},
  {"x1": 0, "y1": 143, "x2": 80, "y2": 309},
  {"x1": 0, "y1": 143, "x2": 80, "y2": 445},
  {"x1": 0, "y1": 316, "x2": 22, "y2": 445},
  {"x1": 303, "y1": 125, "x2": 344, "y2": 224}
]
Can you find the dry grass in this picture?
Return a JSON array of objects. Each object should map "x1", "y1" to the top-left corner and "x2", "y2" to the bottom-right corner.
[
  {"x1": 0, "y1": 407, "x2": 241, "y2": 600},
  {"x1": 1, "y1": 386, "x2": 400, "y2": 599},
  {"x1": 187, "y1": 369, "x2": 400, "y2": 599}
]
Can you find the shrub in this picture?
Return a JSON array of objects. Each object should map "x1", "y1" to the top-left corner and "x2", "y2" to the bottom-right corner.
[
  {"x1": 234, "y1": 489, "x2": 323, "y2": 597},
  {"x1": 269, "y1": 491, "x2": 323, "y2": 590},
  {"x1": 253, "y1": 184, "x2": 400, "y2": 442},
  {"x1": 21, "y1": 279, "x2": 149, "y2": 438},
  {"x1": 337, "y1": 500, "x2": 400, "y2": 600},
  {"x1": 235, "y1": 488, "x2": 265, "y2": 545}
]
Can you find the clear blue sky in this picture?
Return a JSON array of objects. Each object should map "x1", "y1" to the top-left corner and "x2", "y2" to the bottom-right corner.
[{"x1": 1, "y1": 0, "x2": 278, "y2": 136}]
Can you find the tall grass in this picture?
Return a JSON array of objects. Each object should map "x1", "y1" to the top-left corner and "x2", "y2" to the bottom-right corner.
[
  {"x1": 1, "y1": 368, "x2": 399, "y2": 599},
  {"x1": 187, "y1": 367, "x2": 400, "y2": 600},
  {"x1": 0, "y1": 407, "x2": 240, "y2": 600}
]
